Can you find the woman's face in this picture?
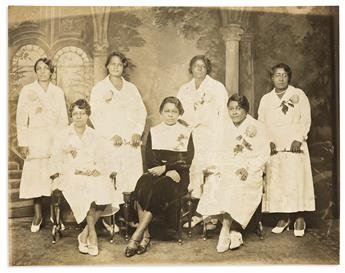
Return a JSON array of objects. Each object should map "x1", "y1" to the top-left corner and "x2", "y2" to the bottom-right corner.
[
  {"x1": 228, "y1": 101, "x2": 247, "y2": 125},
  {"x1": 107, "y1": 56, "x2": 124, "y2": 77},
  {"x1": 191, "y1": 59, "x2": 207, "y2": 80},
  {"x1": 71, "y1": 106, "x2": 88, "y2": 128},
  {"x1": 160, "y1": 102, "x2": 180, "y2": 126},
  {"x1": 35, "y1": 61, "x2": 51, "y2": 82},
  {"x1": 272, "y1": 67, "x2": 289, "y2": 91}
]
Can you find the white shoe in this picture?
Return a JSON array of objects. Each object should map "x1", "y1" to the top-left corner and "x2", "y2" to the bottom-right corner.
[
  {"x1": 229, "y1": 231, "x2": 243, "y2": 250},
  {"x1": 102, "y1": 219, "x2": 119, "y2": 233},
  {"x1": 294, "y1": 221, "x2": 306, "y2": 237},
  {"x1": 272, "y1": 219, "x2": 290, "y2": 234},
  {"x1": 183, "y1": 216, "x2": 202, "y2": 228},
  {"x1": 30, "y1": 218, "x2": 42, "y2": 233},
  {"x1": 87, "y1": 238, "x2": 99, "y2": 256},
  {"x1": 216, "y1": 235, "x2": 231, "y2": 253},
  {"x1": 77, "y1": 233, "x2": 88, "y2": 254}
]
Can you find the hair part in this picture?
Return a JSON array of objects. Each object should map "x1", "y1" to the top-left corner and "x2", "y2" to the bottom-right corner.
[
  {"x1": 188, "y1": 55, "x2": 212, "y2": 75},
  {"x1": 227, "y1": 94, "x2": 250, "y2": 113},
  {"x1": 34, "y1": 57, "x2": 54, "y2": 74},
  {"x1": 159, "y1": 96, "x2": 184, "y2": 116},
  {"x1": 69, "y1": 99, "x2": 91, "y2": 117},
  {"x1": 270, "y1": 63, "x2": 292, "y2": 83}
]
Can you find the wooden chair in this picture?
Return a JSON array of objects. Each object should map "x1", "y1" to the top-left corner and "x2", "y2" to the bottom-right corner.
[
  {"x1": 121, "y1": 190, "x2": 194, "y2": 245},
  {"x1": 49, "y1": 172, "x2": 119, "y2": 244}
]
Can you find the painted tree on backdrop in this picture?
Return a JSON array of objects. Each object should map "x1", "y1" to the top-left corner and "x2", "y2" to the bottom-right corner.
[
  {"x1": 107, "y1": 11, "x2": 146, "y2": 81},
  {"x1": 152, "y1": 7, "x2": 225, "y2": 83}
]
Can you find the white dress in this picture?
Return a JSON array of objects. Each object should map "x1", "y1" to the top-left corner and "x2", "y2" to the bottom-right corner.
[
  {"x1": 258, "y1": 85, "x2": 315, "y2": 213},
  {"x1": 177, "y1": 75, "x2": 228, "y2": 198},
  {"x1": 197, "y1": 115, "x2": 270, "y2": 228},
  {"x1": 90, "y1": 76, "x2": 147, "y2": 194},
  {"x1": 16, "y1": 80, "x2": 68, "y2": 199},
  {"x1": 50, "y1": 124, "x2": 122, "y2": 224}
]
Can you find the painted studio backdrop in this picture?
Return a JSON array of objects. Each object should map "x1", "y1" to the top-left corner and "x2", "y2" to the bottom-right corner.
[{"x1": 8, "y1": 6, "x2": 339, "y2": 227}]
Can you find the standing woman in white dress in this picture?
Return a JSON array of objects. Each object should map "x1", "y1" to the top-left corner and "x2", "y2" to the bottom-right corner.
[
  {"x1": 16, "y1": 57, "x2": 68, "y2": 232},
  {"x1": 197, "y1": 95, "x2": 270, "y2": 252},
  {"x1": 89, "y1": 52, "x2": 147, "y2": 229},
  {"x1": 90, "y1": 52, "x2": 147, "y2": 193},
  {"x1": 258, "y1": 63, "x2": 315, "y2": 237},
  {"x1": 177, "y1": 55, "x2": 228, "y2": 227}
]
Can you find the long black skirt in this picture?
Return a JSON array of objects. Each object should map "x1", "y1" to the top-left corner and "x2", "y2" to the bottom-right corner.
[{"x1": 133, "y1": 173, "x2": 187, "y2": 215}]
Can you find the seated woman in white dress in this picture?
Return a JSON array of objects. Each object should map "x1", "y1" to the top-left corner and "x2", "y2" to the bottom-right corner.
[
  {"x1": 124, "y1": 96, "x2": 194, "y2": 257},
  {"x1": 197, "y1": 94, "x2": 270, "y2": 253},
  {"x1": 50, "y1": 99, "x2": 122, "y2": 256}
]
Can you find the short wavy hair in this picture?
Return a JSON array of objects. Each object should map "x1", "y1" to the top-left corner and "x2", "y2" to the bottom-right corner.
[
  {"x1": 188, "y1": 55, "x2": 212, "y2": 75},
  {"x1": 227, "y1": 94, "x2": 250, "y2": 113},
  {"x1": 159, "y1": 96, "x2": 184, "y2": 116},
  {"x1": 69, "y1": 99, "x2": 91, "y2": 117},
  {"x1": 270, "y1": 63, "x2": 292, "y2": 83},
  {"x1": 34, "y1": 57, "x2": 54, "y2": 74},
  {"x1": 105, "y1": 51, "x2": 128, "y2": 74}
]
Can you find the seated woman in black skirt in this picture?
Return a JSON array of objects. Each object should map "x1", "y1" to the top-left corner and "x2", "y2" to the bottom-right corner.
[{"x1": 125, "y1": 96, "x2": 194, "y2": 257}]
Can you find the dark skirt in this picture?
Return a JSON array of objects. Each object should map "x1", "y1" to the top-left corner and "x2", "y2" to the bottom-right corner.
[{"x1": 133, "y1": 173, "x2": 188, "y2": 215}]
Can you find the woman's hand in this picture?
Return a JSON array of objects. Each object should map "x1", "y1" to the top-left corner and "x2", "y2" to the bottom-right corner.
[
  {"x1": 111, "y1": 135, "x2": 123, "y2": 146},
  {"x1": 131, "y1": 134, "x2": 142, "y2": 148},
  {"x1": 270, "y1": 142, "x2": 277, "y2": 156},
  {"x1": 91, "y1": 169, "x2": 101, "y2": 177},
  {"x1": 148, "y1": 165, "x2": 166, "y2": 176},
  {"x1": 19, "y1": 146, "x2": 29, "y2": 159},
  {"x1": 235, "y1": 168, "x2": 248, "y2": 181},
  {"x1": 290, "y1": 140, "x2": 302, "y2": 153},
  {"x1": 166, "y1": 170, "x2": 181, "y2": 183}
]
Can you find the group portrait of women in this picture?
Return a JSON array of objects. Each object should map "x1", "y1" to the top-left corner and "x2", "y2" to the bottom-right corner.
[{"x1": 15, "y1": 52, "x2": 315, "y2": 257}]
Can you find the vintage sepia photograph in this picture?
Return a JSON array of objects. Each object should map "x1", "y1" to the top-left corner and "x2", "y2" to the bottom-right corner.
[{"x1": 6, "y1": 1, "x2": 340, "y2": 267}]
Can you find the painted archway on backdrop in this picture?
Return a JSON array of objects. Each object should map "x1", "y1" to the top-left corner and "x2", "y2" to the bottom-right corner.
[
  {"x1": 11, "y1": 44, "x2": 47, "y2": 89},
  {"x1": 53, "y1": 46, "x2": 93, "y2": 106}
]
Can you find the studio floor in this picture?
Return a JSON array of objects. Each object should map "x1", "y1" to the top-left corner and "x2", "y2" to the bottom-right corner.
[{"x1": 8, "y1": 217, "x2": 339, "y2": 266}]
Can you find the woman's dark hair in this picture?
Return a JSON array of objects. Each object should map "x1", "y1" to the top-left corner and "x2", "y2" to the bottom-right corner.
[
  {"x1": 34, "y1": 57, "x2": 54, "y2": 74},
  {"x1": 188, "y1": 55, "x2": 212, "y2": 75},
  {"x1": 69, "y1": 99, "x2": 91, "y2": 117},
  {"x1": 270, "y1": 63, "x2": 292, "y2": 83},
  {"x1": 105, "y1": 51, "x2": 128, "y2": 74},
  {"x1": 159, "y1": 96, "x2": 184, "y2": 116},
  {"x1": 227, "y1": 94, "x2": 250, "y2": 113}
]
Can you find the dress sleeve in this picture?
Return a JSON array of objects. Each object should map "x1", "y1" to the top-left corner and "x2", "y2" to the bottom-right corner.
[
  {"x1": 294, "y1": 91, "x2": 311, "y2": 142},
  {"x1": 89, "y1": 85, "x2": 103, "y2": 133},
  {"x1": 145, "y1": 132, "x2": 160, "y2": 169},
  {"x1": 16, "y1": 87, "x2": 29, "y2": 147},
  {"x1": 56, "y1": 89, "x2": 68, "y2": 129},
  {"x1": 257, "y1": 96, "x2": 273, "y2": 143}
]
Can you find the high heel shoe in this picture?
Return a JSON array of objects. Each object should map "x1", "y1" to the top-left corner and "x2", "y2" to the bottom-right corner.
[
  {"x1": 125, "y1": 239, "x2": 139, "y2": 257},
  {"x1": 271, "y1": 219, "x2": 290, "y2": 234},
  {"x1": 137, "y1": 237, "x2": 151, "y2": 255},
  {"x1": 294, "y1": 221, "x2": 306, "y2": 237},
  {"x1": 31, "y1": 218, "x2": 42, "y2": 233}
]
